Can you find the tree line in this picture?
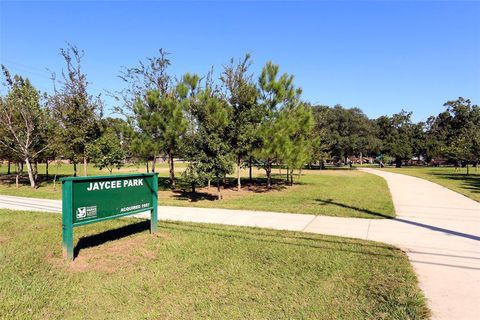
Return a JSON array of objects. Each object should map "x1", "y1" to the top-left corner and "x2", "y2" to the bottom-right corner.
[{"x1": 1, "y1": 45, "x2": 479, "y2": 195}]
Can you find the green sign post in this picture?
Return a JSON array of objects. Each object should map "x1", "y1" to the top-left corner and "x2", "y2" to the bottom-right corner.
[{"x1": 61, "y1": 173, "x2": 158, "y2": 261}]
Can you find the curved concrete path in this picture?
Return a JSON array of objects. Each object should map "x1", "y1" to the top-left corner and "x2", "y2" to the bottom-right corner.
[
  {"x1": 359, "y1": 169, "x2": 480, "y2": 320},
  {"x1": 0, "y1": 169, "x2": 479, "y2": 319}
]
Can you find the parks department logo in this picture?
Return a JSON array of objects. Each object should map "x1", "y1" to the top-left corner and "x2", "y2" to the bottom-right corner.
[
  {"x1": 76, "y1": 206, "x2": 97, "y2": 220},
  {"x1": 76, "y1": 207, "x2": 86, "y2": 219}
]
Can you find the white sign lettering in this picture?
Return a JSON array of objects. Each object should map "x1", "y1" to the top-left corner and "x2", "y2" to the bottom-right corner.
[{"x1": 86, "y1": 178, "x2": 144, "y2": 191}]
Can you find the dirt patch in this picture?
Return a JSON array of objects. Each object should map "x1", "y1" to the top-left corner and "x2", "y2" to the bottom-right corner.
[
  {"x1": 48, "y1": 232, "x2": 170, "y2": 273},
  {"x1": 0, "y1": 235, "x2": 8, "y2": 243}
]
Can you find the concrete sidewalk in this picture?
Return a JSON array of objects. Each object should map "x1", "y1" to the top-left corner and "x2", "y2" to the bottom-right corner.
[{"x1": 0, "y1": 169, "x2": 479, "y2": 319}]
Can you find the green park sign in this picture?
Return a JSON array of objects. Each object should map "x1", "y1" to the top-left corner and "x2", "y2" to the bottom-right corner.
[{"x1": 61, "y1": 173, "x2": 158, "y2": 261}]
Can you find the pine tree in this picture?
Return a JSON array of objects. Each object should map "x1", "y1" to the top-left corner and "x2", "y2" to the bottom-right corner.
[
  {"x1": 256, "y1": 62, "x2": 301, "y2": 188},
  {"x1": 221, "y1": 54, "x2": 263, "y2": 191}
]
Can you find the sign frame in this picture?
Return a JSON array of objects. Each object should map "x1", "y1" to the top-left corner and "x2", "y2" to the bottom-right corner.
[{"x1": 61, "y1": 173, "x2": 158, "y2": 261}]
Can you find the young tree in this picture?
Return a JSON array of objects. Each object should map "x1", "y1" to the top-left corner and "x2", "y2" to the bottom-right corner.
[
  {"x1": 118, "y1": 49, "x2": 187, "y2": 188},
  {"x1": 188, "y1": 82, "x2": 233, "y2": 199},
  {"x1": 178, "y1": 73, "x2": 203, "y2": 192},
  {"x1": 50, "y1": 44, "x2": 102, "y2": 176},
  {"x1": 86, "y1": 127, "x2": 125, "y2": 173},
  {"x1": 256, "y1": 62, "x2": 301, "y2": 188},
  {"x1": 0, "y1": 124, "x2": 15, "y2": 175},
  {"x1": 221, "y1": 54, "x2": 263, "y2": 190},
  {"x1": 0, "y1": 66, "x2": 49, "y2": 187},
  {"x1": 281, "y1": 103, "x2": 314, "y2": 185}
]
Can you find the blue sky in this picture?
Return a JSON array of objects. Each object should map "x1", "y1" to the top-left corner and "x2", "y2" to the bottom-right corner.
[{"x1": 1, "y1": 1, "x2": 479, "y2": 121}]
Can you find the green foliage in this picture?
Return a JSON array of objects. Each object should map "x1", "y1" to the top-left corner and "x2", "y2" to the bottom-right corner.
[
  {"x1": 121, "y1": 50, "x2": 188, "y2": 186},
  {"x1": 314, "y1": 105, "x2": 379, "y2": 163},
  {"x1": 49, "y1": 45, "x2": 102, "y2": 172},
  {"x1": 276, "y1": 103, "x2": 314, "y2": 183},
  {"x1": 256, "y1": 61, "x2": 304, "y2": 187},
  {"x1": 441, "y1": 98, "x2": 479, "y2": 167},
  {"x1": 180, "y1": 162, "x2": 207, "y2": 192},
  {"x1": 222, "y1": 54, "x2": 264, "y2": 188},
  {"x1": 191, "y1": 87, "x2": 233, "y2": 197},
  {"x1": 376, "y1": 111, "x2": 416, "y2": 167},
  {"x1": 0, "y1": 66, "x2": 50, "y2": 187},
  {"x1": 4, "y1": 45, "x2": 478, "y2": 190},
  {"x1": 86, "y1": 128, "x2": 125, "y2": 173}
]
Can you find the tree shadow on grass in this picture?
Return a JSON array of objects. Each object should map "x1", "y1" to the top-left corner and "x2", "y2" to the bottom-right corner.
[
  {"x1": 172, "y1": 190, "x2": 218, "y2": 202},
  {"x1": 160, "y1": 221, "x2": 402, "y2": 260},
  {"x1": 430, "y1": 172, "x2": 480, "y2": 195},
  {"x1": 168, "y1": 176, "x2": 289, "y2": 202},
  {"x1": 74, "y1": 220, "x2": 150, "y2": 258},
  {"x1": 316, "y1": 198, "x2": 480, "y2": 242},
  {"x1": 73, "y1": 217, "x2": 400, "y2": 261}
]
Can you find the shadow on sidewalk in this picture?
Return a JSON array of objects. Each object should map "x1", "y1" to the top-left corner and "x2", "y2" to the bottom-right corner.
[{"x1": 316, "y1": 199, "x2": 480, "y2": 242}]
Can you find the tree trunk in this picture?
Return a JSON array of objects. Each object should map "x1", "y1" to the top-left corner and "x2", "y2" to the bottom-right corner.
[
  {"x1": 266, "y1": 159, "x2": 272, "y2": 189},
  {"x1": 216, "y1": 178, "x2": 222, "y2": 200},
  {"x1": 15, "y1": 162, "x2": 19, "y2": 188},
  {"x1": 146, "y1": 161, "x2": 149, "y2": 173},
  {"x1": 34, "y1": 160, "x2": 38, "y2": 182},
  {"x1": 53, "y1": 174, "x2": 57, "y2": 191},
  {"x1": 290, "y1": 169, "x2": 294, "y2": 185},
  {"x1": 360, "y1": 152, "x2": 363, "y2": 165},
  {"x1": 7, "y1": 160, "x2": 11, "y2": 175},
  {"x1": 237, "y1": 155, "x2": 241, "y2": 191},
  {"x1": 168, "y1": 151, "x2": 175, "y2": 189},
  {"x1": 466, "y1": 163, "x2": 469, "y2": 175},
  {"x1": 83, "y1": 156, "x2": 87, "y2": 176},
  {"x1": 25, "y1": 157, "x2": 36, "y2": 188},
  {"x1": 249, "y1": 157, "x2": 252, "y2": 182},
  {"x1": 152, "y1": 156, "x2": 156, "y2": 173},
  {"x1": 395, "y1": 157, "x2": 402, "y2": 168},
  {"x1": 46, "y1": 159, "x2": 49, "y2": 180},
  {"x1": 286, "y1": 166, "x2": 289, "y2": 185},
  {"x1": 207, "y1": 179, "x2": 211, "y2": 190},
  {"x1": 73, "y1": 161, "x2": 77, "y2": 177}
]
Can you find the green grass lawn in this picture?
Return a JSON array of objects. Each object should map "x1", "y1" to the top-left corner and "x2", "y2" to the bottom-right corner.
[
  {"x1": 380, "y1": 166, "x2": 480, "y2": 202},
  {"x1": 0, "y1": 163, "x2": 395, "y2": 218},
  {"x1": 0, "y1": 210, "x2": 429, "y2": 319},
  {"x1": 160, "y1": 170, "x2": 395, "y2": 218}
]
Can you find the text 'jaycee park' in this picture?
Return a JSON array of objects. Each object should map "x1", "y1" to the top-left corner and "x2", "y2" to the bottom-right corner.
[{"x1": 86, "y1": 178, "x2": 144, "y2": 191}]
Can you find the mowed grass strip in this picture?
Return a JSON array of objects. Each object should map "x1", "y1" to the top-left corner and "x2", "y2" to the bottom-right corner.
[
  {"x1": 0, "y1": 210, "x2": 428, "y2": 319},
  {"x1": 0, "y1": 163, "x2": 395, "y2": 218},
  {"x1": 161, "y1": 170, "x2": 395, "y2": 218},
  {"x1": 380, "y1": 166, "x2": 480, "y2": 202}
]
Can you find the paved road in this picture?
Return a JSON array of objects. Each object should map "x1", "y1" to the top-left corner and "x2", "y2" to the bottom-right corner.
[{"x1": 0, "y1": 169, "x2": 479, "y2": 319}]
